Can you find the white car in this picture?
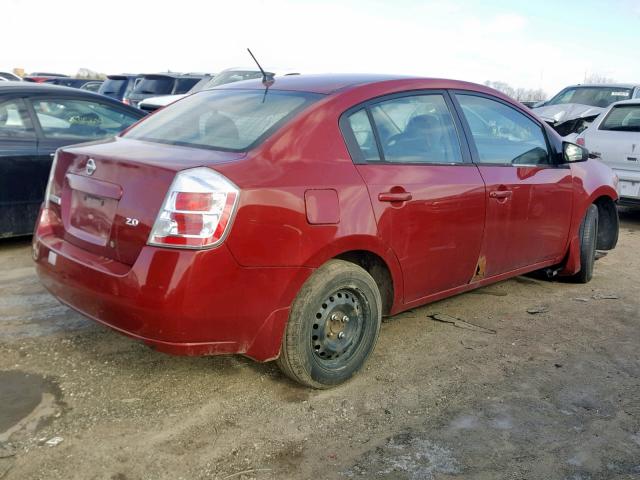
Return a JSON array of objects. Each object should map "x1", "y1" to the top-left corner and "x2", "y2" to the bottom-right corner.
[
  {"x1": 138, "y1": 67, "x2": 299, "y2": 113},
  {"x1": 577, "y1": 99, "x2": 640, "y2": 206},
  {"x1": 534, "y1": 83, "x2": 640, "y2": 142}
]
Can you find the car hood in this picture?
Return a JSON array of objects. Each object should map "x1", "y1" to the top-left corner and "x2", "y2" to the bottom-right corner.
[
  {"x1": 139, "y1": 94, "x2": 186, "y2": 107},
  {"x1": 533, "y1": 103, "x2": 605, "y2": 124}
]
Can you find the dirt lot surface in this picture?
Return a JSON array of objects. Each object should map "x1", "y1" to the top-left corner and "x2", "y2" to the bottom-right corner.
[{"x1": 1, "y1": 212, "x2": 639, "y2": 480}]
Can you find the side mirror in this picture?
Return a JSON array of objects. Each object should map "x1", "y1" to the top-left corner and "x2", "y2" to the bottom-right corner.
[{"x1": 563, "y1": 142, "x2": 589, "y2": 163}]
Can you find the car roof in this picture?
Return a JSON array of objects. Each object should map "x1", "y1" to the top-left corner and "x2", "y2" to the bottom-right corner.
[
  {"x1": 0, "y1": 81, "x2": 93, "y2": 94},
  {"x1": 216, "y1": 73, "x2": 493, "y2": 96},
  {"x1": 140, "y1": 73, "x2": 204, "y2": 79},
  {"x1": 610, "y1": 99, "x2": 640, "y2": 107},
  {"x1": 217, "y1": 73, "x2": 418, "y2": 94},
  {"x1": 0, "y1": 81, "x2": 145, "y2": 114},
  {"x1": 564, "y1": 83, "x2": 639, "y2": 89}
]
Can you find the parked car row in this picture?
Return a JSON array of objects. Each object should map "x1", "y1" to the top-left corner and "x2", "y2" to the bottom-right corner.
[
  {"x1": 0, "y1": 82, "x2": 144, "y2": 237},
  {"x1": 28, "y1": 73, "x2": 619, "y2": 388}
]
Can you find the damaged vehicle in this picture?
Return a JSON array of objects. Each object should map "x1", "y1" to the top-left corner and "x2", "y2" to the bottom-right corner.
[
  {"x1": 34, "y1": 74, "x2": 619, "y2": 388},
  {"x1": 577, "y1": 99, "x2": 640, "y2": 207},
  {"x1": 533, "y1": 84, "x2": 640, "y2": 141}
]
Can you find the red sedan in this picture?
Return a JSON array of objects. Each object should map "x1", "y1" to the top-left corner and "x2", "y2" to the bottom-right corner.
[{"x1": 33, "y1": 74, "x2": 619, "y2": 388}]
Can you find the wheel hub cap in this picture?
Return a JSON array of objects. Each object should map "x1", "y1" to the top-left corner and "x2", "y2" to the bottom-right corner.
[{"x1": 311, "y1": 289, "x2": 363, "y2": 361}]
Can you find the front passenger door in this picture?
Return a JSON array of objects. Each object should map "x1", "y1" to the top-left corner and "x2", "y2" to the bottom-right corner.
[{"x1": 452, "y1": 92, "x2": 573, "y2": 276}]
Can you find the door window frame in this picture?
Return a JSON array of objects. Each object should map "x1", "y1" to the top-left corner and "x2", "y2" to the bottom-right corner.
[
  {"x1": 448, "y1": 89, "x2": 563, "y2": 168},
  {"x1": 339, "y1": 89, "x2": 473, "y2": 166},
  {"x1": 0, "y1": 96, "x2": 37, "y2": 141}
]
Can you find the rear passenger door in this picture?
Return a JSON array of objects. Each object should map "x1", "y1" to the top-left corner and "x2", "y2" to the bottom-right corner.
[
  {"x1": 341, "y1": 91, "x2": 486, "y2": 304},
  {"x1": 451, "y1": 92, "x2": 573, "y2": 276}
]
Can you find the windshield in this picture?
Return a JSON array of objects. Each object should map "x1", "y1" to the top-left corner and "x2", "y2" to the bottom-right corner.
[
  {"x1": 600, "y1": 104, "x2": 640, "y2": 132},
  {"x1": 546, "y1": 87, "x2": 633, "y2": 108},
  {"x1": 203, "y1": 70, "x2": 267, "y2": 89},
  {"x1": 133, "y1": 76, "x2": 174, "y2": 95},
  {"x1": 124, "y1": 89, "x2": 321, "y2": 151}
]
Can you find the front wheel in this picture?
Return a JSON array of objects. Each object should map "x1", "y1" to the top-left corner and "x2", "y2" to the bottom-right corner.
[
  {"x1": 277, "y1": 260, "x2": 382, "y2": 389},
  {"x1": 568, "y1": 204, "x2": 599, "y2": 283}
]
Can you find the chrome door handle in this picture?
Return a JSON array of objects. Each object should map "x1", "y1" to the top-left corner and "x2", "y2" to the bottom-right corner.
[
  {"x1": 489, "y1": 190, "x2": 512, "y2": 199},
  {"x1": 378, "y1": 192, "x2": 413, "y2": 202}
]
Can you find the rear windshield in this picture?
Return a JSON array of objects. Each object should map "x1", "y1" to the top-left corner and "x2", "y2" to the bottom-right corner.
[
  {"x1": 175, "y1": 77, "x2": 201, "y2": 93},
  {"x1": 100, "y1": 78, "x2": 126, "y2": 94},
  {"x1": 134, "y1": 77, "x2": 174, "y2": 95},
  {"x1": 124, "y1": 89, "x2": 321, "y2": 151},
  {"x1": 600, "y1": 104, "x2": 640, "y2": 132},
  {"x1": 546, "y1": 87, "x2": 633, "y2": 108}
]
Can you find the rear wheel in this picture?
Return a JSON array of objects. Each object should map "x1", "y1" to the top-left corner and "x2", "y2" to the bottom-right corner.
[
  {"x1": 569, "y1": 204, "x2": 599, "y2": 284},
  {"x1": 277, "y1": 260, "x2": 382, "y2": 389}
]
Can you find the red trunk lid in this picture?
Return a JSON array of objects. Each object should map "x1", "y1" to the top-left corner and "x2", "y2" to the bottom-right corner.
[{"x1": 50, "y1": 137, "x2": 245, "y2": 265}]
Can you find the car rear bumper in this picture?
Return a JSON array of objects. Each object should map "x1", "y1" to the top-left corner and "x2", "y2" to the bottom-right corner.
[
  {"x1": 612, "y1": 168, "x2": 640, "y2": 204},
  {"x1": 33, "y1": 233, "x2": 311, "y2": 361}
]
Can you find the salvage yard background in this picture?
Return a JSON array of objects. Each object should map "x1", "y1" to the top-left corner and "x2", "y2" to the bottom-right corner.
[{"x1": 1, "y1": 210, "x2": 639, "y2": 479}]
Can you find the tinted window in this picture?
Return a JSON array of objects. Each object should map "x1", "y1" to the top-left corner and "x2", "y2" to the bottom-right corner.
[
  {"x1": 100, "y1": 78, "x2": 126, "y2": 95},
  {"x1": 546, "y1": 87, "x2": 633, "y2": 108},
  {"x1": 125, "y1": 89, "x2": 320, "y2": 151},
  {"x1": 0, "y1": 100, "x2": 35, "y2": 139},
  {"x1": 600, "y1": 104, "x2": 640, "y2": 132},
  {"x1": 175, "y1": 78, "x2": 200, "y2": 93},
  {"x1": 368, "y1": 94, "x2": 462, "y2": 163},
  {"x1": 31, "y1": 99, "x2": 141, "y2": 139},
  {"x1": 346, "y1": 109, "x2": 380, "y2": 162},
  {"x1": 134, "y1": 77, "x2": 173, "y2": 95},
  {"x1": 456, "y1": 94, "x2": 549, "y2": 165}
]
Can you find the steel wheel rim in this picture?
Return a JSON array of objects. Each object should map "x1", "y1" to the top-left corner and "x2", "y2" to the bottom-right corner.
[{"x1": 310, "y1": 288, "x2": 366, "y2": 366}]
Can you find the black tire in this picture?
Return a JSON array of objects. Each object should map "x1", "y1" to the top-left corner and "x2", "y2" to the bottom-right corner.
[
  {"x1": 277, "y1": 260, "x2": 382, "y2": 389},
  {"x1": 569, "y1": 204, "x2": 599, "y2": 283}
]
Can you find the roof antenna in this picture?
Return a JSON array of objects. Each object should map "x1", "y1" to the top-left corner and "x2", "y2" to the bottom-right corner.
[{"x1": 247, "y1": 48, "x2": 274, "y2": 86}]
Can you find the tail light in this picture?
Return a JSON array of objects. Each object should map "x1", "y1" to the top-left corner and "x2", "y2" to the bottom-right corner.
[
  {"x1": 44, "y1": 151, "x2": 61, "y2": 207},
  {"x1": 576, "y1": 137, "x2": 585, "y2": 146},
  {"x1": 148, "y1": 167, "x2": 239, "y2": 249}
]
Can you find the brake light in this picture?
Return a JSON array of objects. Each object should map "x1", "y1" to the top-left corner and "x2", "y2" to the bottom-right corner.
[
  {"x1": 576, "y1": 137, "x2": 585, "y2": 146},
  {"x1": 148, "y1": 167, "x2": 239, "y2": 249},
  {"x1": 44, "y1": 151, "x2": 60, "y2": 207}
]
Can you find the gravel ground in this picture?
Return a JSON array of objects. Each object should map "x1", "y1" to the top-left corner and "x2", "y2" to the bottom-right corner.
[{"x1": 1, "y1": 211, "x2": 639, "y2": 480}]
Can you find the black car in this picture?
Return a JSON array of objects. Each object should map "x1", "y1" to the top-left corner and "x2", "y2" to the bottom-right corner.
[
  {"x1": 127, "y1": 73, "x2": 203, "y2": 107},
  {"x1": 98, "y1": 74, "x2": 143, "y2": 104},
  {"x1": 0, "y1": 82, "x2": 145, "y2": 238}
]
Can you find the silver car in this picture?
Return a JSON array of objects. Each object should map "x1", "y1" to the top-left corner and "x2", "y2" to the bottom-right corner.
[{"x1": 577, "y1": 99, "x2": 640, "y2": 206}]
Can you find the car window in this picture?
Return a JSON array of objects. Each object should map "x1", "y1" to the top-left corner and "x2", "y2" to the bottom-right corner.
[
  {"x1": 0, "y1": 99, "x2": 35, "y2": 139},
  {"x1": 456, "y1": 94, "x2": 549, "y2": 165},
  {"x1": 368, "y1": 94, "x2": 462, "y2": 164},
  {"x1": 600, "y1": 104, "x2": 640, "y2": 132},
  {"x1": 31, "y1": 98, "x2": 141, "y2": 140},
  {"x1": 175, "y1": 78, "x2": 200, "y2": 94},
  {"x1": 546, "y1": 87, "x2": 633, "y2": 108},
  {"x1": 345, "y1": 109, "x2": 380, "y2": 162},
  {"x1": 124, "y1": 89, "x2": 321, "y2": 152},
  {"x1": 133, "y1": 77, "x2": 174, "y2": 95}
]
